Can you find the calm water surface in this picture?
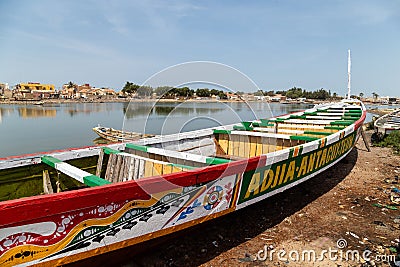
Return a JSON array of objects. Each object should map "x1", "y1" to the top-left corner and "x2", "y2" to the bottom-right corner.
[{"x1": 1, "y1": 101, "x2": 388, "y2": 158}]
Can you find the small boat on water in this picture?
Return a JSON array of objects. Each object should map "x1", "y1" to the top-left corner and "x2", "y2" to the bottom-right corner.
[
  {"x1": 93, "y1": 126, "x2": 155, "y2": 142},
  {"x1": 0, "y1": 98, "x2": 366, "y2": 266},
  {"x1": 373, "y1": 109, "x2": 400, "y2": 138}
]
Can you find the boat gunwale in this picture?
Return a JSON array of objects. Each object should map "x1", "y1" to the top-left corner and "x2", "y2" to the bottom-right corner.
[
  {"x1": 0, "y1": 102, "x2": 367, "y2": 267},
  {"x1": 0, "y1": 110, "x2": 366, "y2": 216},
  {"x1": 0, "y1": 154, "x2": 266, "y2": 227},
  {"x1": 374, "y1": 109, "x2": 400, "y2": 130},
  {"x1": 0, "y1": 107, "x2": 366, "y2": 226}
]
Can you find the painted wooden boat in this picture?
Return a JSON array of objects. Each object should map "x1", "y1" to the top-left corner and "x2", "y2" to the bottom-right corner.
[
  {"x1": 0, "y1": 99, "x2": 366, "y2": 266},
  {"x1": 93, "y1": 126, "x2": 155, "y2": 142},
  {"x1": 373, "y1": 109, "x2": 400, "y2": 137}
]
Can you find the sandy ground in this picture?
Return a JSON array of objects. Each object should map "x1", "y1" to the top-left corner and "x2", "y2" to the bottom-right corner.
[{"x1": 70, "y1": 130, "x2": 400, "y2": 267}]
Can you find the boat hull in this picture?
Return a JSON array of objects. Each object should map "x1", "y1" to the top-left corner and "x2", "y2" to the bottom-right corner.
[
  {"x1": 374, "y1": 109, "x2": 400, "y2": 137},
  {"x1": 0, "y1": 104, "x2": 366, "y2": 267}
]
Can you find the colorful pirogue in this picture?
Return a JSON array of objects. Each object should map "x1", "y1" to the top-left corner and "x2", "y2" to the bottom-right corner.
[{"x1": 0, "y1": 99, "x2": 365, "y2": 266}]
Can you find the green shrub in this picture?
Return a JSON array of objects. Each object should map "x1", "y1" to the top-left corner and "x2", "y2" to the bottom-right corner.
[{"x1": 375, "y1": 130, "x2": 400, "y2": 154}]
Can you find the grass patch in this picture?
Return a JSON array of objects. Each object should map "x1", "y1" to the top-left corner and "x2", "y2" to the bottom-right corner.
[{"x1": 374, "y1": 131, "x2": 400, "y2": 154}]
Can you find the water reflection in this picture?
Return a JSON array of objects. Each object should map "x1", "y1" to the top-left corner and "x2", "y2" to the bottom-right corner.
[
  {"x1": 63, "y1": 103, "x2": 121, "y2": 117},
  {"x1": 0, "y1": 101, "x2": 341, "y2": 157},
  {"x1": 18, "y1": 107, "x2": 56, "y2": 118},
  {"x1": 122, "y1": 101, "x2": 282, "y2": 135},
  {"x1": 122, "y1": 101, "x2": 226, "y2": 119},
  {"x1": 0, "y1": 106, "x2": 15, "y2": 123}
]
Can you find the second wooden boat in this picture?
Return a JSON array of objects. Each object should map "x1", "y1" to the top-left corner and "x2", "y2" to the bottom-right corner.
[
  {"x1": 93, "y1": 126, "x2": 155, "y2": 142},
  {"x1": 374, "y1": 109, "x2": 400, "y2": 138}
]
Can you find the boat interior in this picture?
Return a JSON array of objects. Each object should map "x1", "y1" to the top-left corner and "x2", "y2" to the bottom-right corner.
[
  {"x1": 375, "y1": 110, "x2": 400, "y2": 128},
  {"x1": 0, "y1": 102, "x2": 364, "y2": 201}
]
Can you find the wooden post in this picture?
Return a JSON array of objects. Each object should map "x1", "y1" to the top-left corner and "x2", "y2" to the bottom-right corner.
[
  {"x1": 274, "y1": 122, "x2": 279, "y2": 134},
  {"x1": 42, "y1": 170, "x2": 54, "y2": 194},
  {"x1": 128, "y1": 157, "x2": 136, "y2": 181},
  {"x1": 361, "y1": 127, "x2": 371, "y2": 152},
  {"x1": 105, "y1": 154, "x2": 115, "y2": 182},
  {"x1": 95, "y1": 149, "x2": 104, "y2": 177},
  {"x1": 113, "y1": 155, "x2": 123, "y2": 183},
  {"x1": 212, "y1": 137, "x2": 227, "y2": 156}
]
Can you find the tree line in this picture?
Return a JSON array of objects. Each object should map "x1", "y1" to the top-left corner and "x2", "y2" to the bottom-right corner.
[
  {"x1": 122, "y1": 82, "x2": 355, "y2": 100},
  {"x1": 122, "y1": 82, "x2": 227, "y2": 99}
]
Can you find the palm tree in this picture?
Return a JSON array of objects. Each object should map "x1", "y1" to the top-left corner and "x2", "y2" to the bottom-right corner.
[
  {"x1": 372, "y1": 92, "x2": 379, "y2": 100},
  {"x1": 359, "y1": 92, "x2": 364, "y2": 99},
  {"x1": 67, "y1": 81, "x2": 75, "y2": 89}
]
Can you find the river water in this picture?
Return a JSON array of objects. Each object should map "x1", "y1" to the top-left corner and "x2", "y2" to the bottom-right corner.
[{"x1": 0, "y1": 101, "x2": 391, "y2": 158}]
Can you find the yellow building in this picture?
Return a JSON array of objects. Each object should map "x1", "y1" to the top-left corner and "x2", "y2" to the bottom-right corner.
[{"x1": 16, "y1": 82, "x2": 55, "y2": 92}]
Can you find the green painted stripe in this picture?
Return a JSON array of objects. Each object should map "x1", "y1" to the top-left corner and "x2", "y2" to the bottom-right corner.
[
  {"x1": 102, "y1": 147, "x2": 122, "y2": 155},
  {"x1": 41, "y1": 156, "x2": 62, "y2": 168},
  {"x1": 260, "y1": 118, "x2": 274, "y2": 124},
  {"x1": 290, "y1": 135, "x2": 319, "y2": 142},
  {"x1": 241, "y1": 121, "x2": 253, "y2": 130},
  {"x1": 344, "y1": 112, "x2": 361, "y2": 117},
  {"x1": 303, "y1": 111, "x2": 317, "y2": 115},
  {"x1": 324, "y1": 126, "x2": 345, "y2": 130},
  {"x1": 317, "y1": 108, "x2": 328, "y2": 112},
  {"x1": 330, "y1": 121, "x2": 353, "y2": 126},
  {"x1": 83, "y1": 175, "x2": 111, "y2": 187},
  {"x1": 42, "y1": 156, "x2": 110, "y2": 187},
  {"x1": 346, "y1": 109, "x2": 362, "y2": 113},
  {"x1": 303, "y1": 131, "x2": 331, "y2": 136},
  {"x1": 289, "y1": 115, "x2": 307, "y2": 119},
  {"x1": 125, "y1": 143, "x2": 148, "y2": 152},
  {"x1": 341, "y1": 116, "x2": 358, "y2": 120},
  {"x1": 233, "y1": 125, "x2": 246, "y2": 131},
  {"x1": 169, "y1": 163, "x2": 196, "y2": 170},
  {"x1": 275, "y1": 118, "x2": 287, "y2": 122},
  {"x1": 259, "y1": 123, "x2": 275, "y2": 127},
  {"x1": 213, "y1": 129, "x2": 231, "y2": 134},
  {"x1": 252, "y1": 122, "x2": 260, "y2": 127},
  {"x1": 205, "y1": 157, "x2": 231, "y2": 165}
]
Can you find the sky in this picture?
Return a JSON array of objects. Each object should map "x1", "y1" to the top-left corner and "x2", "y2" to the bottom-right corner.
[{"x1": 0, "y1": 0, "x2": 399, "y2": 97}]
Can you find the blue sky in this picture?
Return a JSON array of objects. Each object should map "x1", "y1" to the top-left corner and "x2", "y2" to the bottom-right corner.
[{"x1": 0, "y1": 0, "x2": 399, "y2": 97}]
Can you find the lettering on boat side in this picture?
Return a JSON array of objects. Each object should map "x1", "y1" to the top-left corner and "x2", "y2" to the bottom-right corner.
[{"x1": 238, "y1": 132, "x2": 356, "y2": 204}]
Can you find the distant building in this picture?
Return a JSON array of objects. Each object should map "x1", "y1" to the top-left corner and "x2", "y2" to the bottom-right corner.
[
  {"x1": 60, "y1": 83, "x2": 116, "y2": 99},
  {"x1": 14, "y1": 82, "x2": 56, "y2": 100},
  {"x1": 380, "y1": 96, "x2": 398, "y2": 104},
  {"x1": 226, "y1": 93, "x2": 239, "y2": 100},
  {"x1": 0, "y1": 83, "x2": 9, "y2": 95},
  {"x1": 16, "y1": 82, "x2": 55, "y2": 92},
  {"x1": 242, "y1": 93, "x2": 256, "y2": 101}
]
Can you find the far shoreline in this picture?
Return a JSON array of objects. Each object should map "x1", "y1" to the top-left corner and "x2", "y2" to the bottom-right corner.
[
  {"x1": 0, "y1": 98, "x2": 316, "y2": 105},
  {"x1": 0, "y1": 97, "x2": 396, "y2": 106}
]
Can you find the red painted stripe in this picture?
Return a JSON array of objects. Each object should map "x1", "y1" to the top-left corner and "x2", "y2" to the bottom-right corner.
[
  {"x1": 0, "y1": 156, "x2": 266, "y2": 228},
  {"x1": 0, "y1": 181, "x2": 150, "y2": 227},
  {"x1": 354, "y1": 110, "x2": 367, "y2": 130}
]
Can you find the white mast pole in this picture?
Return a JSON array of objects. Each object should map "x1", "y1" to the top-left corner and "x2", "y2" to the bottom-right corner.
[{"x1": 347, "y1": 49, "x2": 351, "y2": 99}]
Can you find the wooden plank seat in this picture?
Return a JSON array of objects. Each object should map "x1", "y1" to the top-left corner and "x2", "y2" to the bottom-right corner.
[
  {"x1": 124, "y1": 143, "x2": 231, "y2": 168},
  {"x1": 100, "y1": 147, "x2": 195, "y2": 182},
  {"x1": 41, "y1": 156, "x2": 110, "y2": 187},
  {"x1": 213, "y1": 129, "x2": 313, "y2": 158}
]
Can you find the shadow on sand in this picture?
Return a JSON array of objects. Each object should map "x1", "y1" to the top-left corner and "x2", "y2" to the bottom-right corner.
[{"x1": 68, "y1": 148, "x2": 359, "y2": 267}]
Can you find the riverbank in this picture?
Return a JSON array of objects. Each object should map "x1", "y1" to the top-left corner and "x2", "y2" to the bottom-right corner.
[
  {"x1": 367, "y1": 108, "x2": 400, "y2": 116},
  {"x1": 0, "y1": 98, "x2": 320, "y2": 105},
  {"x1": 74, "y1": 130, "x2": 399, "y2": 267}
]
